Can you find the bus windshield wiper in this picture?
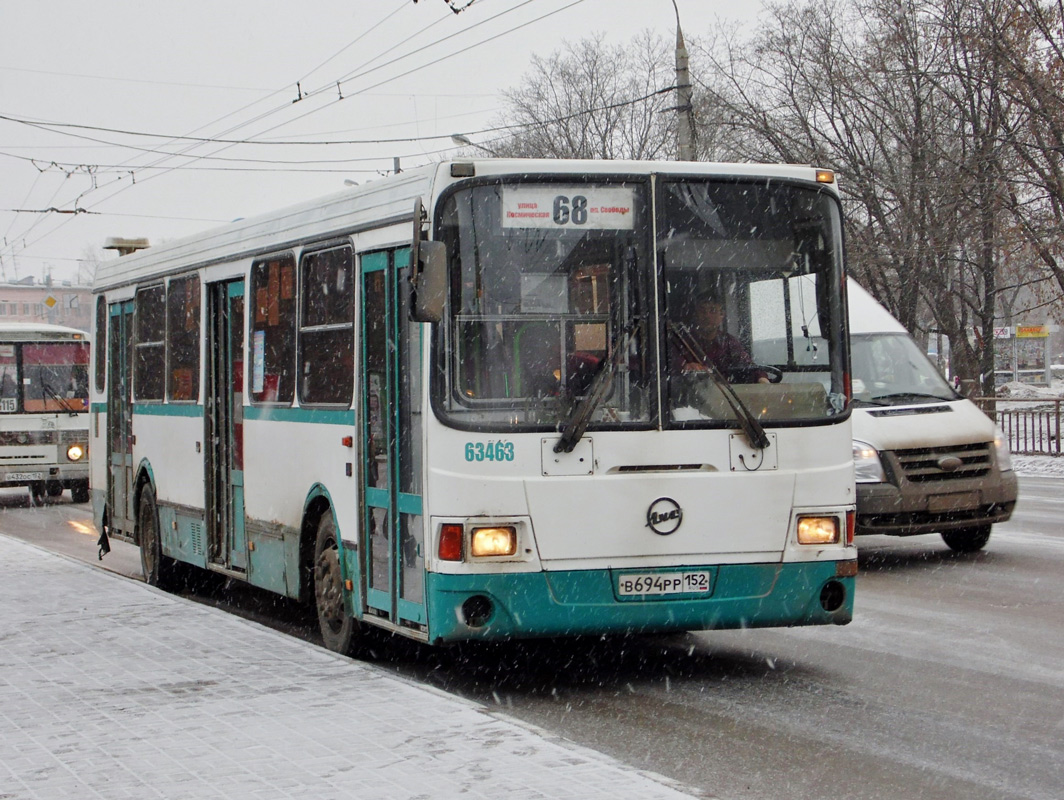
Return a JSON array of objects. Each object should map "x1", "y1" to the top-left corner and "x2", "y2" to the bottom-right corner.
[
  {"x1": 39, "y1": 379, "x2": 79, "y2": 416},
  {"x1": 554, "y1": 326, "x2": 632, "y2": 454},
  {"x1": 668, "y1": 322, "x2": 771, "y2": 450}
]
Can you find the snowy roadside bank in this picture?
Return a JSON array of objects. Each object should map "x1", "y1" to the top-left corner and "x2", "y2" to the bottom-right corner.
[{"x1": 1012, "y1": 454, "x2": 1064, "y2": 478}]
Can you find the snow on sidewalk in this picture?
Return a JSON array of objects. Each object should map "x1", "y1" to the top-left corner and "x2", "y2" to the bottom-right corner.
[{"x1": 0, "y1": 534, "x2": 702, "y2": 800}]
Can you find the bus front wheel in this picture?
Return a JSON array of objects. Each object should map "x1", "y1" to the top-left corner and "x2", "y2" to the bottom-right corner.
[
  {"x1": 138, "y1": 486, "x2": 175, "y2": 588},
  {"x1": 29, "y1": 482, "x2": 46, "y2": 506},
  {"x1": 71, "y1": 482, "x2": 90, "y2": 504},
  {"x1": 313, "y1": 513, "x2": 360, "y2": 656}
]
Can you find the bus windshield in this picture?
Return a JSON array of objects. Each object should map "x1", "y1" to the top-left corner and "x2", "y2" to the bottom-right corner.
[
  {"x1": 0, "y1": 342, "x2": 90, "y2": 414},
  {"x1": 661, "y1": 178, "x2": 848, "y2": 427},
  {"x1": 434, "y1": 176, "x2": 848, "y2": 432},
  {"x1": 435, "y1": 181, "x2": 653, "y2": 429}
]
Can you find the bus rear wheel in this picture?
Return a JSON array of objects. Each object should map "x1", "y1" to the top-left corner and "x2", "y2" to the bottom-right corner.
[
  {"x1": 941, "y1": 525, "x2": 992, "y2": 553},
  {"x1": 313, "y1": 513, "x2": 360, "y2": 656}
]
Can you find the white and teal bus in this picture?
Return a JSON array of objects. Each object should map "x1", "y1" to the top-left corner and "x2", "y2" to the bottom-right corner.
[
  {"x1": 91, "y1": 159, "x2": 857, "y2": 654},
  {"x1": 0, "y1": 322, "x2": 90, "y2": 504}
]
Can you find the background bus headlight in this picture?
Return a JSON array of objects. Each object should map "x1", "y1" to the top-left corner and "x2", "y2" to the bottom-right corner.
[
  {"x1": 993, "y1": 427, "x2": 1013, "y2": 472},
  {"x1": 470, "y1": 526, "x2": 517, "y2": 557},
  {"x1": 852, "y1": 440, "x2": 885, "y2": 483},
  {"x1": 66, "y1": 443, "x2": 86, "y2": 462},
  {"x1": 797, "y1": 516, "x2": 839, "y2": 545}
]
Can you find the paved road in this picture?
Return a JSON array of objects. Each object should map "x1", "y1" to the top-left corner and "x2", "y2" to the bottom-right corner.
[{"x1": 3, "y1": 477, "x2": 1060, "y2": 800}]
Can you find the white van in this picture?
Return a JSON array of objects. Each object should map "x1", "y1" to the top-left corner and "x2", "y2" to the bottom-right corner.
[{"x1": 847, "y1": 282, "x2": 1017, "y2": 551}]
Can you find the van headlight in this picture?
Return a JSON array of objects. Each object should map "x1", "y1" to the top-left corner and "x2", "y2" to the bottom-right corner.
[
  {"x1": 853, "y1": 440, "x2": 886, "y2": 483},
  {"x1": 66, "y1": 443, "x2": 86, "y2": 462},
  {"x1": 993, "y1": 427, "x2": 1013, "y2": 472}
]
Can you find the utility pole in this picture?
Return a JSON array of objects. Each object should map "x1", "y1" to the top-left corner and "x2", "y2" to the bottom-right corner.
[{"x1": 671, "y1": 0, "x2": 696, "y2": 161}]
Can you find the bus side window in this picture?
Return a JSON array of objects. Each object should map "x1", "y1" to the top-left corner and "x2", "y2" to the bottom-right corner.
[
  {"x1": 166, "y1": 274, "x2": 200, "y2": 402},
  {"x1": 134, "y1": 286, "x2": 166, "y2": 401},
  {"x1": 299, "y1": 245, "x2": 354, "y2": 406},
  {"x1": 94, "y1": 295, "x2": 107, "y2": 394},
  {"x1": 250, "y1": 255, "x2": 296, "y2": 404}
]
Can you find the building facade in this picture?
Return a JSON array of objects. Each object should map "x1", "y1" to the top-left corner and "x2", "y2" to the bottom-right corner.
[{"x1": 0, "y1": 279, "x2": 92, "y2": 333}]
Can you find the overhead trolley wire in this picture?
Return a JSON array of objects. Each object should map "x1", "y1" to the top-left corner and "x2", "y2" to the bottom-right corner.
[{"x1": 1, "y1": 0, "x2": 590, "y2": 259}]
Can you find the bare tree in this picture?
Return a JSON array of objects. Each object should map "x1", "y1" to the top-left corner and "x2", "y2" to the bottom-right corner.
[
  {"x1": 483, "y1": 32, "x2": 678, "y2": 160},
  {"x1": 482, "y1": 4, "x2": 1063, "y2": 391},
  {"x1": 988, "y1": 0, "x2": 1064, "y2": 303},
  {"x1": 699, "y1": 0, "x2": 1059, "y2": 391}
]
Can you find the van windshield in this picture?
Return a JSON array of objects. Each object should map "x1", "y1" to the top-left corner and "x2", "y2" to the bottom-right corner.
[{"x1": 851, "y1": 333, "x2": 956, "y2": 406}]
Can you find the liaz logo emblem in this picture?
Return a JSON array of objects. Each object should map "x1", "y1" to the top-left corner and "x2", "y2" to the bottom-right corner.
[{"x1": 646, "y1": 497, "x2": 683, "y2": 535}]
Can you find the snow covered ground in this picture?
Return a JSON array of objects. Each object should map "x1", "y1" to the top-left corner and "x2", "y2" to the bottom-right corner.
[
  {"x1": 996, "y1": 378, "x2": 1064, "y2": 401},
  {"x1": 1012, "y1": 454, "x2": 1064, "y2": 477}
]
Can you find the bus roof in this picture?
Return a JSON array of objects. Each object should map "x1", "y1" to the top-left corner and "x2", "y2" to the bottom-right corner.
[
  {"x1": 93, "y1": 159, "x2": 839, "y2": 292},
  {"x1": 0, "y1": 321, "x2": 90, "y2": 341}
]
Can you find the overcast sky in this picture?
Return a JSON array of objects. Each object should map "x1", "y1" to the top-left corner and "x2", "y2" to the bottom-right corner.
[{"x1": 0, "y1": 0, "x2": 758, "y2": 284}]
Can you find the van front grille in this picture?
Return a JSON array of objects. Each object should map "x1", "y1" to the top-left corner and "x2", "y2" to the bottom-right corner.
[{"x1": 892, "y1": 442, "x2": 992, "y2": 483}]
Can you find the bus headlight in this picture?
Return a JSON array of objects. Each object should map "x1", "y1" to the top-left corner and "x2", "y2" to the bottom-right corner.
[
  {"x1": 66, "y1": 443, "x2": 86, "y2": 462},
  {"x1": 470, "y1": 526, "x2": 517, "y2": 557},
  {"x1": 993, "y1": 427, "x2": 1013, "y2": 472},
  {"x1": 797, "y1": 516, "x2": 840, "y2": 545},
  {"x1": 852, "y1": 440, "x2": 885, "y2": 483}
]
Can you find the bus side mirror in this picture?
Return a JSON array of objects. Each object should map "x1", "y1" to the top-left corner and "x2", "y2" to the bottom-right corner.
[{"x1": 410, "y1": 197, "x2": 446, "y2": 323}]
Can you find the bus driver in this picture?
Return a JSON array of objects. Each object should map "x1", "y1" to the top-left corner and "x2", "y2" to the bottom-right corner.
[{"x1": 674, "y1": 292, "x2": 769, "y2": 384}]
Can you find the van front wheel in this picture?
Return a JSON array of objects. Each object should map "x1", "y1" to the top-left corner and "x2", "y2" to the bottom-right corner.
[{"x1": 941, "y1": 525, "x2": 991, "y2": 553}]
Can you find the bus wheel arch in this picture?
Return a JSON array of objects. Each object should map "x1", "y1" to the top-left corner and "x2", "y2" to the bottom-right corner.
[{"x1": 299, "y1": 490, "x2": 332, "y2": 605}]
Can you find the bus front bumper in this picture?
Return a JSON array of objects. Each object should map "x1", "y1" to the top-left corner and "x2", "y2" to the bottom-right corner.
[
  {"x1": 0, "y1": 463, "x2": 88, "y2": 488},
  {"x1": 426, "y1": 560, "x2": 854, "y2": 644}
]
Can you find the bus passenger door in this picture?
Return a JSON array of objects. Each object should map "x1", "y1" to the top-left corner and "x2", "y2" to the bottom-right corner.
[
  {"x1": 206, "y1": 280, "x2": 247, "y2": 572},
  {"x1": 107, "y1": 301, "x2": 135, "y2": 535},
  {"x1": 360, "y1": 248, "x2": 426, "y2": 630}
]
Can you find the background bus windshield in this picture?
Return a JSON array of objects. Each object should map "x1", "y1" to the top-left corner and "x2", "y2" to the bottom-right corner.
[{"x1": 0, "y1": 342, "x2": 90, "y2": 414}]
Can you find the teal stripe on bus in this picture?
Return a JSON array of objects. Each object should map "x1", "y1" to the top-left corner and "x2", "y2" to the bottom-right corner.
[
  {"x1": 127, "y1": 404, "x2": 355, "y2": 425},
  {"x1": 243, "y1": 406, "x2": 355, "y2": 425},
  {"x1": 133, "y1": 403, "x2": 204, "y2": 418}
]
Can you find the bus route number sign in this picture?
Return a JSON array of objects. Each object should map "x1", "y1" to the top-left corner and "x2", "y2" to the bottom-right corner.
[{"x1": 501, "y1": 186, "x2": 635, "y2": 230}]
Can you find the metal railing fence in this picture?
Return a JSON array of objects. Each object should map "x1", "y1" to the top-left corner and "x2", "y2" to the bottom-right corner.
[{"x1": 974, "y1": 398, "x2": 1062, "y2": 456}]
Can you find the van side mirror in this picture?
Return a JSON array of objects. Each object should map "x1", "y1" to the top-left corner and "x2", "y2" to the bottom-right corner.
[{"x1": 410, "y1": 197, "x2": 446, "y2": 323}]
